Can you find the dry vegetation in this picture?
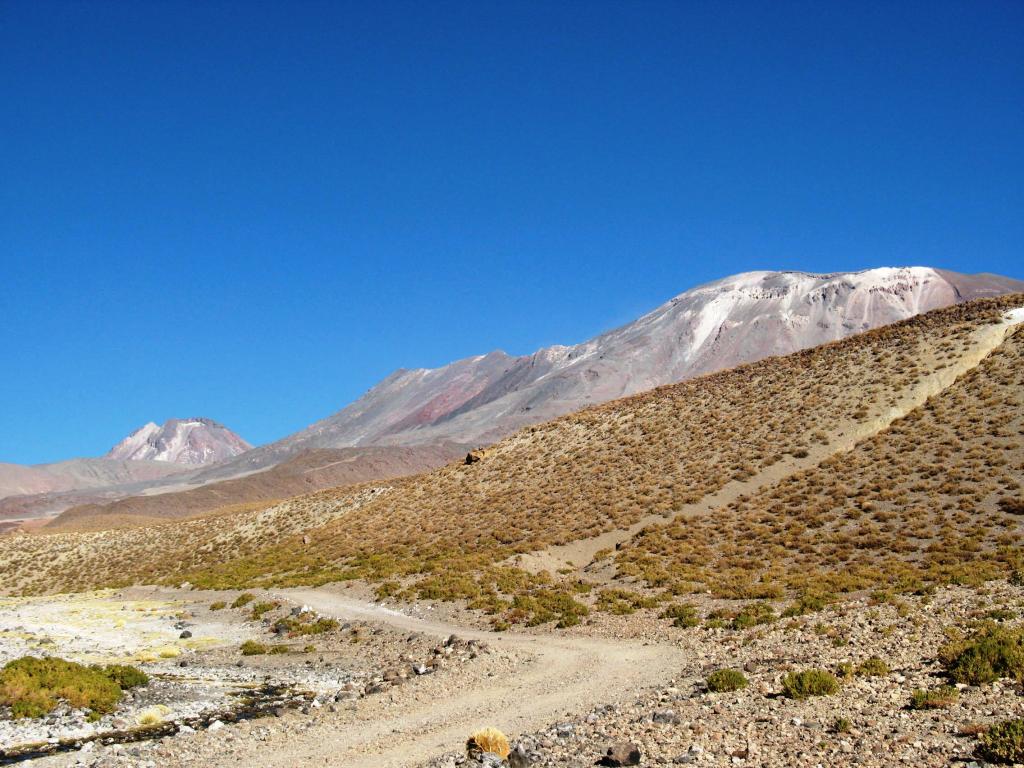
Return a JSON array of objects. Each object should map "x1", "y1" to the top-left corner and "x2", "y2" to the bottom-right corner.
[
  {"x1": 616, "y1": 321, "x2": 1024, "y2": 602},
  {"x1": 0, "y1": 296, "x2": 1021, "y2": 628}
]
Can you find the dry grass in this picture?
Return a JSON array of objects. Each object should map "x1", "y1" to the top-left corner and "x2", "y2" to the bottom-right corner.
[
  {"x1": 0, "y1": 296, "x2": 1020, "y2": 627},
  {"x1": 616, "y1": 321, "x2": 1024, "y2": 601}
]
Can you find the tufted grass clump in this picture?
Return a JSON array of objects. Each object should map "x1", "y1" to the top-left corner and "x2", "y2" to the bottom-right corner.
[
  {"x1": 467, "y1": 726, "x2": 511, "y2": 759},
  {"x1": 732, "y1": 601, "x2": 777, "y2": 630},
  {"x1": 0, "y1": 657, "x2": 143, "y2": 719},
  {"x1": 249, "y1": 601, "x2": 278, "y2": 620},
  {"x1": 661, "y1": 603, "x2": 699, "y2": 628},
  {"x1": 782, "y1": 669, "x2": 840, "y2": 699},
  {"x1": 97, "y1": 664, "x2": 149, "y2": 690},
  {"x1": 595, "y1": 588, "x2": 658, "y2": 615},
  {"x1": 939, "y1": 624, "x2": 1024, "y2": 685},
  {"x1": 273, "y1": 614, "x2": 339, "y2": 636},
  {"x1": 706, "y1": 668, "x2": 748, "y2": 692},
  {"x1": 976, "y1": 718, "x2": 1024, "y2": 764},
  {"x1": 231, "y1": 593, "x2": 256, "y2": 609},
  {"x1": 240, "y1": 640, "x2": 268, "y2": 656},
  {"x1": 855, "y1": 656, "x2": 890, "y2": 677},
  {"x1": 909, "y1": 685, "x2": 958, "y2": 710},
  {"x1": 209, "y1": 600, "x2": 226, "y2": 611}
]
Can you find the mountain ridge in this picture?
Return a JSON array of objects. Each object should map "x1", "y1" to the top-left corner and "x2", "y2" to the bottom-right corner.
[{"x1": 180, "y1": 266, "x2": 1024, "y2": 487}]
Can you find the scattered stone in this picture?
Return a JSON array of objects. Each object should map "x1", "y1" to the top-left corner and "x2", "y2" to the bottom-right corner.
[{"x1": 599, "y1": 741, "x2": 641, "y2": 766}]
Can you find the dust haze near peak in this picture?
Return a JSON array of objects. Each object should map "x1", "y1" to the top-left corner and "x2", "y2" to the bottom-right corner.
[{"x1": 188, "y1": 266, "x2": 1024, "y2": 483}]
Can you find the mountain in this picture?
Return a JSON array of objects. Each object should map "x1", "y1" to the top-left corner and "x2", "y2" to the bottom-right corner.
[
  {"x1": 0, "y1": 458, "x2": 191, "y2": 503},
  {"x1": 106, "y1": 418, "x2": 251, "y2": 466},
  {"x1": 49, "y1": 443, "x2": 469, "y2": 530},
  {"x1": 8, "y1": 266, "x2": 1022, "y2": 519},
  {"x1": 186, "y1": 266, "x2": 1024, "y2": 483},
  {"x1": 8, "y1": 294, "x2": 1022, "y2": 598}
]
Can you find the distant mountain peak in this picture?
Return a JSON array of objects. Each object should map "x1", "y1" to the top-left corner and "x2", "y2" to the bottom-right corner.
[
  {"x1": 145, "y1": 265, "x2": 1024, "y2": 485},
  {"x1": 106, "y1": 417, "x2": 251, "y2": 466}
]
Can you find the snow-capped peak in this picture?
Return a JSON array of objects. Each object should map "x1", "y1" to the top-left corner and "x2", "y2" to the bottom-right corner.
[{"x1": 106, "y1": 417, "x2": 251, "y2": 466}]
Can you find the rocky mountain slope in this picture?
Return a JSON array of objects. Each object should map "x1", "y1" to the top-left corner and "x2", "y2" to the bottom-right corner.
[
  {"x1": 50, "y1": 443, "x2": 468, "y2": 530},
  {"x1": 0, "y1": 458, "x2": 190, "y2": 503},
  {"x1": 106, "y1": 417, "x2": 251, "y2": 465},
  {"x1": 189, "y1": 267, "x2": 1024, "y2": 485},
  {"x1": 6, "y1": 294, "x2": 1020, "y2": 602},
  {"x1": 5, "y1": 267, "x2": 1021, "y2": 518}
]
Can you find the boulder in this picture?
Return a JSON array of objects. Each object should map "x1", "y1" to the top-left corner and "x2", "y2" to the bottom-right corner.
[{"x1": 598, "y1": 742, "x2": 641, "y2": 766}]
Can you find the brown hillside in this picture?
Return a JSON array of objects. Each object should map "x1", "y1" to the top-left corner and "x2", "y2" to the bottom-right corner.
[
  {"x1": 615, "y1": 322, "x2": 1024, "y2": 599},
  {"x1": 0, "y1": 296, "x2": 1019, "y2": 616},
  {"x1": 47, "y1": 443, "x2": 467, "y2": 531}
]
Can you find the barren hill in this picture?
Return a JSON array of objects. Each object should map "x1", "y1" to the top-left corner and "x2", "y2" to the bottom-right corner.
[
  {"x1": 176, "y1": 267, "x2": 1024, "y2": 486},
  {"x1": 49, "y1": 443, "x2": 468, "y2": 530},
  {"x1": 2, "y1": 295, "x2": 1020, "y2": 618}
]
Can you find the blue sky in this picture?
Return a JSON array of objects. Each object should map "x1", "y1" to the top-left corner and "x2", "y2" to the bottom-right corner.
[{"x1": 1, "y1": 1, "x2": 1022, "y2": 464}]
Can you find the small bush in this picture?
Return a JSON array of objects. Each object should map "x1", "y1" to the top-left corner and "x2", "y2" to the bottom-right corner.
[
  {"x1": 706, "y1": 668, "x2": 748, "y2": 692},
  {"x1": 909, "y1": 685, "x2": 958, "y2": 710},
  {"x1": 660, "y1": 603, "x2": 699, "y2": 628},
  {"x1": 976, "y1": 718, "x2": 1024, "y2": 764},
  {"x1": 832, "y1": 717, "x2": 851, "y2": 733},
  {"x1": 781, "y1": 593, "x2": 831, "y2": 617},
  {"x1": 997, "y1": 497, "x2": 1024, "y2": 515},
  {"x1": 268, "y1": 644, "x2": 290, "y2": 655},
  {"x1": 467, "y1": 726, "x2": 511, "y2": 759},
  {"x1": 855, "y1": 656, "x2": 890, "y2": 677},
  {"x1": 595, "y1": 588, "x2": 658, "y2": 615},
  {"x1": 782, "y1": 669, "x2": 840, "y2": 699},
  {"x1": 231, "y1": 593, "x2": 255, "y2": 608},
  {"x1": 209, "y1": 601, "x2": 226, "y2": 611},
  {"x1": 273, "y1": 615, "x2": 339, "y2": 636},
  {"x1": 940, "y1": 625, "x2": 1024, "y2": 685},
  {"x1": 0, "y1": 657, "x2": 124, "y2": 718},
  {"x1": 136, "y1": 704, "x2": 171, "y2": 726},
  {"x1": 97, "y1": 664, "x2": 149, "y2": 689},
  {"x1": 732, "y1": 601, "x2": 776, "y2": 630},
  {"x1": 249, "y1": 601, "x2": 278, "y2": 620},
  {"x1": 240, "y1": 640, "x2": 267, "y2": 656}
]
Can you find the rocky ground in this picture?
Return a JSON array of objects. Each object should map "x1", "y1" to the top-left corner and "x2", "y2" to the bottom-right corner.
[
  {"x1": 0, "y1": 587, "x2": 485, "y2": 764},
  {"x1": 3, "y1": 581, "x2": 1022, "y2": 767},
  {"x1": 422, "y1": 583, "x2": 1024, "y2": 768}
]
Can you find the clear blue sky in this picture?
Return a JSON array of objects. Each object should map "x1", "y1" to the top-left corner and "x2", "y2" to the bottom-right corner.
[{"x1": 2, "y1": 1, "x2": 1022, "y2": 464}]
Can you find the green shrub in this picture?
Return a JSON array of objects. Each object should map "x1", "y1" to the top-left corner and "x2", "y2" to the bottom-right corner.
[
  {"x1": 732, "y1": 602, "x2": 777, "y2": 630},
  {"x1": 782, "y1": 669, "x2": 840, "y2": 699},
  {"x1": 249, "y1": 601, "x2": 278, "y2": 620},
  {"x1": 940, "y1": 625, "x2": 1024, "y2": 685},
  {"x1": 832, "y1": 717, "x2": 851, "y2": 733},
  {"x1": 240, "y1": 640, "x2": 267, "y2": 656},
  {"x1": 273, "y1": 615, "x2": 339, "y2": 636},
  {"x1": 855, "y1": 656, "x2": 890, "y2": 677},
  {"x1": 595, "y1": 588, "x2": 658, "y2": 615},
  {"x1": 209, "y1": 600, "x2": 226, "y2": 611},
  {"x1": 909, "y1": 685, "x2": 958, "y2": 710},
  {"x1": 0, "y1": 657, "x2": 125, "y2": 718},
  {"x1": 268, "y1": 644, "x2": 290, "y2": 655},
  {"x1": 706, "y1": 668, "x2": 748, "y2": 692},
  {"x1": 976, "y1": 718, "x2": 1024, "y2": 764},
  {"x1": 231, "y1": 593, "x2": 256, "y2": 608},
  {"x1": 781, "y1": 593, "x2": 832, "y2": 617},
  {"x1": 96, "y1": 664, "x2": 149, "y2": 689},
  {"x1": 660, "y1": 603, "x2": 699, "y2": 628}
]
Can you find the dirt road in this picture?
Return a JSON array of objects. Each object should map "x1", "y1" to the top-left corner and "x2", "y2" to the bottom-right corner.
[{"x1": 206, "y1": 585, "x2": 683, "y2": 768}]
